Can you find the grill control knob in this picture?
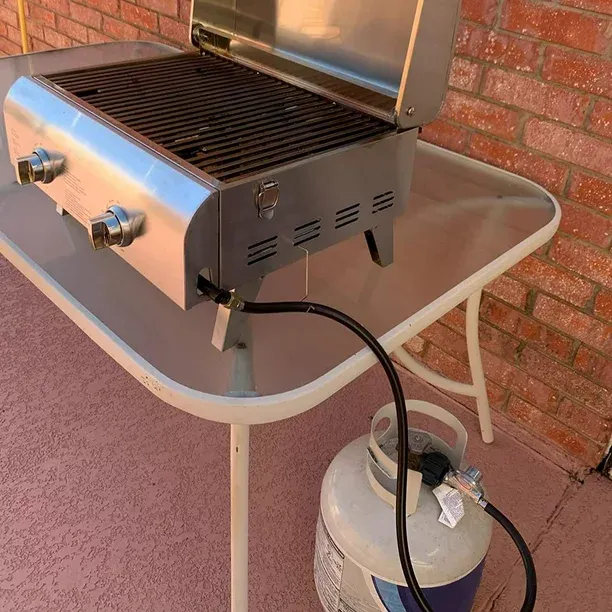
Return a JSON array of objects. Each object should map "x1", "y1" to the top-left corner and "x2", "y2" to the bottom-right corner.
[
  {"x1": 88, "y1": 205, "x2": 135, "y2": 250},
  {"x1": 16, "y1": 148, "x2": 59, "y2": 185}
]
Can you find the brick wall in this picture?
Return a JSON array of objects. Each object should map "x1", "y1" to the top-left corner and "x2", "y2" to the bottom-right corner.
[
  {"x1": 0, "y1": 0, "x2": 610, "y2": 467},
  {"x1": 0, "y1": 0, "x2": 192, "y2": 54}
]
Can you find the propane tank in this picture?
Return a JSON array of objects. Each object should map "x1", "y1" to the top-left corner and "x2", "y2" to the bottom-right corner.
[{"x1": 315, "y1": 400, "x2": 492, "y2": 612}]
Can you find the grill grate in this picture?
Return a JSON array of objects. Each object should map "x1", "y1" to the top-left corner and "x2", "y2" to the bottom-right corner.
[{"x1": 43, "y1": 53, "x2": 394, "y2": 183}]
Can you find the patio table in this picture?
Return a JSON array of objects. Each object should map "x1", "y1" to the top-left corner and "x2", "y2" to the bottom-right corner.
[{"x1": 0, "y1": 42, "x2": 560, "y2": 612}]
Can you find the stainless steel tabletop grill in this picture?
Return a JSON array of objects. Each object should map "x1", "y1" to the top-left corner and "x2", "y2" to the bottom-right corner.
[{"x1": 4, "y1": 0, "x2": 460, "y2": 310}]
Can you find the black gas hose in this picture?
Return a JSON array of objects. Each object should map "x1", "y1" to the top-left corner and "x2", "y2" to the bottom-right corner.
[
  {"x1": 237, "y1": 298, "x2": 435, "y2": 612},
  {"x1": 482, "y1": 502, "x2": 537, "y2": 612},
  {"x1": 199, "y1": 277, "x2": 537, "y2": 612}
]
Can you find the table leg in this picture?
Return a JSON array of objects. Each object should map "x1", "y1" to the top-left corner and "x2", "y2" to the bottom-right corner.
[
  {"x1": 231, "y1": 423, "x2": 250, "y2": 612},
  {"x1": 393, "y1": 289, "x2": 494, "y2": 444},
  {"x1": 466, "y1": 289, "x2": 494, "y2": 444},
  {"x1": 225, "y1": 339, "x2": 257, "y2": 612}
]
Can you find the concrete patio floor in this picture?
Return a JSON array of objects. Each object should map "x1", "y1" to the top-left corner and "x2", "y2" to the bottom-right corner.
[{"x1": 1, "y1": 255, "x2": 611, "y2": 611}]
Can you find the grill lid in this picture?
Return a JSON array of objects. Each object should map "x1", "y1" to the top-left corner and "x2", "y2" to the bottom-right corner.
[{"x1": 191, "y1": 0, "x2": 461, "y2": 130}]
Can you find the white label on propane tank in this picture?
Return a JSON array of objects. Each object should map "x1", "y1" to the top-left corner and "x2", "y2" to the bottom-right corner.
[
  {"x1": 315, "y1": 514, "x2": 344, "y2": 611},
  {"x1": 433, "y1": 484, "x2": 465, "y2": 529},
  {"x1": 315, "y1": 514, "x2": 388, "y2": 612}
]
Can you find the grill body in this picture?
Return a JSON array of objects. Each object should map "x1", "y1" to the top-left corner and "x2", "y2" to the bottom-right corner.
[{"x1": 4, "y1": 53, "x2": 416, "y2": 308}]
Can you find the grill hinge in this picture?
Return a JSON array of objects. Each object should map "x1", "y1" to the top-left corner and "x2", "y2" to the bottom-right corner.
[{"x1": 192, "y1": 24, "x2": 231, "y2": 53}]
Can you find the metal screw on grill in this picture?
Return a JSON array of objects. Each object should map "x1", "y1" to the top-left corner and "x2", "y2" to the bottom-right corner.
[{"x1": 406, "y1": 107, "x2": 416, "y2": 117}]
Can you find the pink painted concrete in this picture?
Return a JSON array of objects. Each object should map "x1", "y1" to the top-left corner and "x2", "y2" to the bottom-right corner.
[{"x1": 1, "y1": 254, "x2": 610, "y2": 611}]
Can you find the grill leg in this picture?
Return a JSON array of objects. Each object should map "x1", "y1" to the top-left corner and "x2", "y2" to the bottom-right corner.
[
  {"x1": 213, "y1": 277, "x2": 263, "y2": 352},
  {"x1": 365, "y1": 223, "x2": 394, "y2": 267}
]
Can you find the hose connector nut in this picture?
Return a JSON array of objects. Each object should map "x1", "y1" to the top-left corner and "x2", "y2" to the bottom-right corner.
[{"x1": 444, "y1": 465, "x2": 486, "y2": 505}]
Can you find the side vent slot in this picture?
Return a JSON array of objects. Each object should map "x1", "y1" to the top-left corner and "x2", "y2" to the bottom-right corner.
[
  {"x1": 293, "y1": 219, "x2": 321, "y2": 247},
  {"x1": 335, "y1": 203, "x2": 360, "y2": 229},
  {"x1": 372, "y1": 191, "x2": 395, "y2": 214},
  {"x1": 247, "y1": 236, "x2": 278, "y2": 266}
]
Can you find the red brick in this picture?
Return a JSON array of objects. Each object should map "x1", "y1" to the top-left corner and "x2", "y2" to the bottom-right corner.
[
  {"x1": 423, "y1": 316, "x2": 519, "y2": 365},
  {"x1": 485, "y1": 275, "x2": 529, "y2": 309},
  {"x1": 509, "y1": 255, "x2": 594, "y2": 307},
  {"x1": 594, "y1": 290, "x2": 612, "y2": 322},
  {"x1": 507, "y1": 395, "x2": 604, "y2": 466},
  {"x1": 103, "y1": 15, "x2": 139, "y2": 39},
  {"x1": 5, "y1": 25, "x2": 23, "y2": 45},
  {"x1": 558, "y1": 398, "x2": 612, "y2": 444},
  {"x1": 482, "y1": 68, "x2": 589, "y2": 127},
  {"x1": 121, "y1": 1, "x2": 158, "y2": 32},
  {"x1": 419, "y1": 119, "x2": 469, "y2": 154},
  {"x1": 178, "y1": 0, "x2": 190, "y2": 21},
  {"x1": 83, "y1": 0, "x2": 119, "y2": 14},
  {"x1": 534, "y1": 294, "x2": 612, "y2": 353},
  {"x1": 550, "y1": 234, "x2": 612, "y2": 286},
  {"x1": 56, "y1": 16, "x2": 88, "y2": 43},
  {"x1": 567, "y1": 172, "x2": 612, "y2": 216},
  {"x1": 455, "y1": 23, "x2": 540, "y2": 73},
  {"x1": 523, "y1": 118, "x2": 612, "y2": 177},
  {"x1": 0, "y1": 36, "x2": 21, "y2": 55},
  {"x1": 481, "y1": 296, "x2": 575, "y2": 361},
  {"x1": 479, "y1": 322, "x2": 522, "y2": 361},
  {"x1": 87, "y1": 28, "x2": 113, "y2": 44},
  {"x1": 423, "y1": 343, "x2": 471, "y2": 384},
  {"x1": 30, "y1": 5, "x2": 56, "y2": 26},
  {"x1": 441, "y1": 91, "x2": 519, "y2": 139},
  {"x1": 0, "y1": 6, "x2": 17, "y2": 27},
  {"x1": 30, "y1": 37, "x2": 53, "y2": 52},
  {"x1": 0, "y1": 21, "x2": 6, "y2": 38},
  {"x1": 574, "y1": 345, "x2": 612, "y2": 388},
  {"x1": 449, "y1": 57, "x2": 482, "y2": 92},
  {"x1": 559, "y1": 199, "x2": 612, "y2": 248},
  {"x1": 27, "y1": 22, "x2": 45, "y2": 41},
  {"x1": 403, "y1": 335, "x2": 426, "y2": 356},
  {"x1": 159, "y1": 15, "x2": 188, "y2": 44},
  {"x1": 421, "y1": 322, "x2": 469, "y2": 363},
  {"x1": 137, "y1": 29, "x2": 163, "y2": 42},
  {"x1": 439, "y1": 307, "x2": 466, "y2": 334},
  {"x1": 422, "y1": 345, "x2": 507, "y2": 410},
  {"x1": 138, "y1": 0, "x2": 178, "y2": 17},
  {"x1": 502, "y1": 0, "x2": 612, "y2": 54},
  {"x1": 461, "y1": 0, "x2": 500, "y2": 25},
  {"x1": 43, "y1": 26, "x2": 73, "y2": 48},
  {"x1": 483, "y1": 350, "x2": 560, "y2": 411},
  {"x1": 519, "y1": 346, "x2": 611, "y2": 416},
  {"x1": 438, "y1": 307, "x2": 521, "y2": 361},
  {"x1": 560, "y1": 0, "x2": 612, "y2": 15},
  {"x1": 588, "y1": 100, "x2": 612, "y2": 140},
  {"x1": 38, "y1": 0, "x2": 70, "y2": 16},
  {"x1": 468, "y1": 134, "x2": 568, "y2": 194},
  {"x1": 69, "y1": 2, "x2": 102, "y2": 29},
  {"x1": 543, "y1": 47, "x2": 612, "y2": 98}
]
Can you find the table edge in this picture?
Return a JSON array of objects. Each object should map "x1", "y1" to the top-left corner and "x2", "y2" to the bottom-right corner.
[{"x1": 1, "y1": 157, "x2": 560, "y2": 425}]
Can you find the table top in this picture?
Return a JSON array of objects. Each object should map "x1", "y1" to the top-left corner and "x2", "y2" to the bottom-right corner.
[{"x1": 0, "y1": 42, "x2": 560, "y2": 424}]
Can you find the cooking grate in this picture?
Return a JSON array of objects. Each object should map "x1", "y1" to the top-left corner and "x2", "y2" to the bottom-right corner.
[{"x1": 43, "y1": 53, "x2": 395, "y2": 183}]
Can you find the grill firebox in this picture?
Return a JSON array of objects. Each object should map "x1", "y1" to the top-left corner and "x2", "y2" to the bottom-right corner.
[
  {"x1": 4, "y1": 52, "x2": 419, "y2": 310},
  {"x1": 44, "y1": 54, "x2": 394, "y2": 184}
]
